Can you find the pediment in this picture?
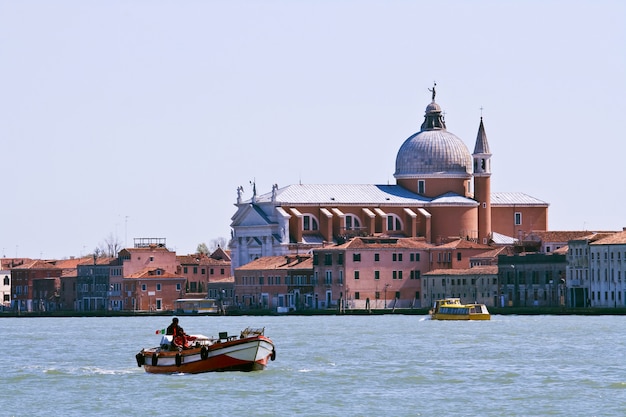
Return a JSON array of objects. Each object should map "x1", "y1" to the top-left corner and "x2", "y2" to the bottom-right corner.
[{"x1": 231, "y1": 204, "x2": 274, "y2": 227}]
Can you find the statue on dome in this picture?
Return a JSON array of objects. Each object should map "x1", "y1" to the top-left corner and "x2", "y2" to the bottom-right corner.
[{"x1": 428, "y1": 82, "x2": 437, "y2": 101}]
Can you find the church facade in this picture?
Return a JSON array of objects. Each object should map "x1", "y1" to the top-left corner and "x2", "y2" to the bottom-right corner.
[{"x1": 230, "y1": 87, "x2": 549, "y2": 271}]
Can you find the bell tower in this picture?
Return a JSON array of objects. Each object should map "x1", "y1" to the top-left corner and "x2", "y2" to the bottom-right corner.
[{"x1": 473, "y1": 116, "x2": 492, "y2": 244}]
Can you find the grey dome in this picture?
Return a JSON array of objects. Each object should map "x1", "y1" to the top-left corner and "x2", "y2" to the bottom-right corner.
[
  {"x1": 394, "y1": 98, "x2": 472, "y2": 178},
  {"x1": 394, "y1": 130, "x2": 472, "y2": 178}
]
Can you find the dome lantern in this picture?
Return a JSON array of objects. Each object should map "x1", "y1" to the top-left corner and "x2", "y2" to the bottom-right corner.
[{"x1": 394, "y1": 85, "x2": 472, "y2": 180}]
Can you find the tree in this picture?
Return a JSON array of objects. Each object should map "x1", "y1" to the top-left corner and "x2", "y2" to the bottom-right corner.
[
  {"x1": 208, "y1": 237, "x2": 228, "y2": 252},
  {"x1": 98, "y1": 233, "x2": 124, "y2": 257},
  {"x1": 196, "y1": 243, "x2": 209, "y2": 255}
]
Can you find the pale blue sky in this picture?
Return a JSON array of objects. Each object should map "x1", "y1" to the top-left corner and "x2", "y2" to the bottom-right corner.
[{"x1": 1, "y1": 1, "x2": 624, "y2": 259}]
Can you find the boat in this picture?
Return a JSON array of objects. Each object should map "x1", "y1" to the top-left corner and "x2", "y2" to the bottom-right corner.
[
  {"x1": 135, "y1": 327, "x2": 276, "y2": 374},
  {"x1": 429, "y1": 298, "x2": 490, "y2": 320}
]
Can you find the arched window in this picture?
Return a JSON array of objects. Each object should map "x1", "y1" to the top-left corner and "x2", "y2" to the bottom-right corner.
[
  {"x1": 387, "y1": 214, "x2": 403, "y2": 232},
  {"x1": 3, "y1": 276, "x2": 8, "y2": 285},
  {"x1": 345, "y1": 214, "x2": 361, "y2": 231},
  {"x1": 303, "y1": 214, "x2": 319, "y2": 231}
]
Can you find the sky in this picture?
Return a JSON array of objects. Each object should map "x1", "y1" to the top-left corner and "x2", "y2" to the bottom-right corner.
[{"x1": 1, "y1": 0, "x2": 625, "y2": 260}]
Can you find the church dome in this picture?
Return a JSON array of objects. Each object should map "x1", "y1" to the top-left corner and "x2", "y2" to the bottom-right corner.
[{"x1": 394, "y1": 91, "x2": 472, "y2": 179}]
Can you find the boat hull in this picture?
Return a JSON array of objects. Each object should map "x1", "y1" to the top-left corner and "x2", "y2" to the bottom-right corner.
[
  {"x1": 430, "y1": 313, "x2": 491, "y2": 321},
  {"x1": 137, "y1": 335, "x2": 275, "y2": 374}
]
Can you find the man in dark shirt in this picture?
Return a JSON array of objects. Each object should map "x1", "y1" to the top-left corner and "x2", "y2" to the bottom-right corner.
[{"x1": 166, "y1": 317, "x2": 186, "y2": 348}]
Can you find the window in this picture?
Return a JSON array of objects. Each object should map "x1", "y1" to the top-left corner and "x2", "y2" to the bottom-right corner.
[
  {"x1": 313, "y1": 254, "x2": 319, "y2": 265},
  {"x1": 354, "y1": 271, "x2": 360, "y2": 280},
  {"x1": 183, "y1": 267, "x2": 188, "y2": 274},
  {"x1": 374, "y1": 253, "x2": 380, "y2": 262},
  {"x1": 325, "y1": 254, "x2": 333, "y2": 265},
  {"x1": 325, "y1": 271, "x2": 332, "y2": 285},
  {"x1": 374, "y1": 271, "x2": 380, "y2": 280},
  {"x1": 193, "y1": 267, "x2": 198, "y2": 274},
  {"x1": 387, "y1": 214, "x2": 402, "y2": 231},
  {"x1": 353, "y1": 253, "x2": 361, "y2": 262},
  {"x1": 355, "y1": 292, "x2": 360, "y2": 300},
  {"x1": 337, "y1": 253, "x2": 344, "y2": 265},
  {"x1": 345, "y1": 214, "x2": 361, "y2": 231},
  {"x1": 515, "y1": 212, "x2": 522, "y2": 225},
  {"x1": 141, "y1": 284, "x2": 147, "y2": 291},
  {"x1": 303, "y1": 214, "x2": 319, "y2": 231},
  {"x1": 156, "y1": 283, "x2": 162, "y2": 291},
  {"x1": 393, "y1": 271, "x2": 397, "y2": 279},
  {"x1": 220, "y1": 268, "x2": 225, "y2": 275},
  {"x1": 375, "y1": 291, "x2": 380, "y2": 299},
  {"x1": 418, "y1": 180, "x2": 425, "y2": 194},
  {"x1": 457, "y1": 252, "x2": 462, "y2": 261}
]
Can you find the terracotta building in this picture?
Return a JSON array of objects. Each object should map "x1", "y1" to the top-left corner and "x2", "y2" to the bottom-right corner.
[
  {"x1": 177, "y1": 247, "x2": 231, "y2": 296},
  {"x1": 111, "y1": 238, "x2": 186, "y2": 312},
  {"x1": 230, "y1": 86, "x2": 549, "y2": 271},
  {"x1": 312, "y1": 237, "x2": 433, "y2": 310},
  {"x1": 11, "y1": 260, "x2": 61, "y2": 312},
  {"x1": 234, "y1": 254, "x2": 314, "y2": 311}
]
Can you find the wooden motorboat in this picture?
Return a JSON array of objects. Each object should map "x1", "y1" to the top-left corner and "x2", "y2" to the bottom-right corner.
[{"x1": 135, "y1": 327, "x2": 276, "y2": 374}]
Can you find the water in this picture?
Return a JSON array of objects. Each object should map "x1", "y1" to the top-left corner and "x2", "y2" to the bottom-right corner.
[{"x1": 2, "y1": 315, "x2": 625, "y2": 417}]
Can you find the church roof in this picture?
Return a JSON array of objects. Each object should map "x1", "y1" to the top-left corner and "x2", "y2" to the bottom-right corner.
[
  {"x1": 430, "y1": 192, "x2": 478, "y2": 206},
  {"x1": 252, "y1": 184, "x2": 432, "y2": 205},
  {"x1": 491, "y1": 192, "x2": 549, "y2": 206},
  {"x1": 245, "y1": 184, "x2": 544, "y2": 208}
]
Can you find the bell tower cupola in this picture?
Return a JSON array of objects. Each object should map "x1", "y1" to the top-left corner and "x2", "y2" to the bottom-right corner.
[{"x1": 472, "y1": 116, "x2": 492, "y2": 244}]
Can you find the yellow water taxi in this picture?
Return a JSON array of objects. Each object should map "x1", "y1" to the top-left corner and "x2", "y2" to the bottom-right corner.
[{"x1": 429, "y1": 298, "x2": 490, "y2": 321}]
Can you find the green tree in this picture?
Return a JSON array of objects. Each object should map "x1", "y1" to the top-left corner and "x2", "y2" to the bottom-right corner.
[{"x1": 196, "y1": 243, "x2": 209, "y2": 254}]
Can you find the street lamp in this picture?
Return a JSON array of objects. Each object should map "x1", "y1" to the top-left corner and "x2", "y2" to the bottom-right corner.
[
  {"x1": 509, "y1": 265, "x2": 516, "y2": 307},
  {"x1": 384, "y1": 283, "x2": 390, "y2": 309}
]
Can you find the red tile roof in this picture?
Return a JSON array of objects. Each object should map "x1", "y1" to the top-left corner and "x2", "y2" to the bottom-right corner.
[
  {"x1": 336, "y1": 237, "x2": 433, "y2": 250},
  {"x1": 524, "y1": 230, "x2": 614, "y2": 243},
  {"x1": 425, "y1": 265, "x2": 498, "y2": 276},
  {"x1": 591, "y1": 230, "x2": 626, "y2": 245},
  {"x1": 433, "y1": 239, "x2": 491, "y2": 250},
  {"x1": 126, "y1": 267, "x2": 185, "y2": 279},
  {"x1": 237, "y1": 255, "x2": 313, "y2": 270}
]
